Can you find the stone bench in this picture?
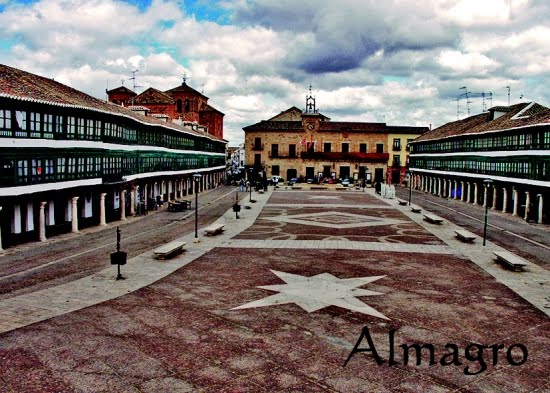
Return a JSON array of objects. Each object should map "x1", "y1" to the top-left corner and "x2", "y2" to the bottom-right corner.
[
  {"x1": 424, "y1": 213, "x2": 443, "y2": 224},
  {"x1": 204, "y1": 223, "x2": 225, "y2": 236},
  {"x1": 455, "y1": 229, "x2": 477, "y2": 243},
  {"x1": 494, "y1": 250, "x2": 528, "y2": 272},
  {"x1": 397, "y1": 199, "x2": 408, "y2": 206},
  {"x1": 411, "y1": 205, "x2": 422, "y2": 213},
  {"x1": 153, "y1": 241, "x2": 187, "y2": 260},
  {"x1": 168, "y1": 200, "x2": 191, "y2": 212}
]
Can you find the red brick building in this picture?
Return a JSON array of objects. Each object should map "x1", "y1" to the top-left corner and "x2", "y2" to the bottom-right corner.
[{"x1": 106, "y1": 79, "x2": 224, "y2": 139}]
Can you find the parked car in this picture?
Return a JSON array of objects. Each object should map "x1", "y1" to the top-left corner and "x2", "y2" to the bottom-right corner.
[
  {"x1": 341, "y1": 178, "x2": 350, "y2": 187},
  {"x1": 288, "y1": 178, "x2": 298, "y2": 185},
  {"x1": 323, "y1": 178, "x2": 336, "y2": 184}
]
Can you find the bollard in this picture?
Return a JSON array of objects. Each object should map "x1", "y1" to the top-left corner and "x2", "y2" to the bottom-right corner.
[{"x1": 110, "y1": 226, "x2": 127, "y2": 280}]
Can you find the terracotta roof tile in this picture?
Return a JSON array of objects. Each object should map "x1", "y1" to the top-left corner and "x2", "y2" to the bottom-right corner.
[
  {"x1": 165, "y1": 82, "x2": 208, "y2": 99},
  {"x1": 414, "y1": 102, "x2": 550, "y2": 142}
]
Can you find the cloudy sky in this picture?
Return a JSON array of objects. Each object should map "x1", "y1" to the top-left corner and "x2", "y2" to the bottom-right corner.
[{"x1": 1, "y1": 0, "x2": 548, "y2": 145}]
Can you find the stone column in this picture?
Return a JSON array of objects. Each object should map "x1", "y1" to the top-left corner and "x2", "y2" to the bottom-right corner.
[
  {"x1": 437, "y1": 178, "x2": 442, "y2": 196},
  {"x1": 120, "y1": 190, "x2": 126, "y2": 221},
  {"x1": 130, "y1": 187, "x2": 135, "y2": 216},
  {"x1": 39, "y1": 201, "x2": 47, "y2": 242},
  {"x1": 466, "y1": 182, "x2": 470, "y2": 203},
  {"x1": 473, "y1": 183, "x2": 478, "y2": 205},
  {"x1": 143, "y1": 185, "x2": 148, "y2": 211},
  {"x1": 492, "y1": 186, "x2": 498, "y2": 210},
  {"x1": 524, "y1": 192, "x2": 530, "y2": 221},
  {"x1": 0, "y1": 206, "x2": 2, "y2": 251},
  {"x1": 99, "y1": 193, "x2": 107, "y2": 226},
  {"x1": 512, "y1": 189, "x2": 519, "y2": 216},
  {"x1": 502, "y1": 188, "x2": 508, "y2": 213},
  {"x1": 71, "y1": 197, "x2": 79, "y2": 233},
  {"x1": 461, "y1": 181, "x2": 465, "y2": 201},
  {"x1": 537, "y1": 194, "x2": 543, "y2": 224}
]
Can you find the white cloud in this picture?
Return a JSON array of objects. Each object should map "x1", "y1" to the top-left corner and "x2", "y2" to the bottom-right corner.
[
  {"x1": 437, "y1": 50, "x2": 500, "y2": 75},
  {"x1": 1, "y1": 0, "x2": 549, "y2": 145}
]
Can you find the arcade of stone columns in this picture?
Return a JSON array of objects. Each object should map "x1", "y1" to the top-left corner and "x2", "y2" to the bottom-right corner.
[
  {"x1": 410, "y1": 174, "x2": 545, "y2": 224},
  {"x1": 0, "y1": 171, "x2": 224, "y2": 251}
]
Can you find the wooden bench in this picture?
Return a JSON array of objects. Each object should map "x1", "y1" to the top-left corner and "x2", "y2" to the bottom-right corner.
[
  {"x1": 411, "y1": 206, "x2": 422, "y2": 213},
  {"x1": 424, "y1": 213, "x2": 443, "y2": 224},
  {"x1": 494, "y1": 251, "x2": 528, "y2": 272},
  {"x1": 153, "y1": 241, "x2": 186, "y2": 260},
  {"x1": 204, "y1": 223, "x2": 225, "y2": 236},
  {"x1": 397, "y1": 199, "x2": 408, "y2": 206},
  {"x1": 455, "y1": 229, "x2": 477, "y2": 243}
]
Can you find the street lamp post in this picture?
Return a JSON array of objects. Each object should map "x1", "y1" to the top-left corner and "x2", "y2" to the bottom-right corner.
[
  {"x1": 193, "y1": 173, "x2": 202, "y2": 242},
  {"x1": 408, "y1": 170, "x2": 413, "y2": 206},
  {"x1": 248, "y1": 168, "x2": 253, "y2": 203},
  {"x1": 483, "y1": 179, "x2": 493, "y2": 246}
]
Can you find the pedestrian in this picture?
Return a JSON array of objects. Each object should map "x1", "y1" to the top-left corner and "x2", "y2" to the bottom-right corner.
[
  {"x1": 245, "y1": 180, "x2": 250, "y2": 192},
  {"x1": 239, "y1": 178, "x2": 245, "y2": 192}
]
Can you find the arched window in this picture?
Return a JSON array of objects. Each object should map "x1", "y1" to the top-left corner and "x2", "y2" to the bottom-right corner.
[
  {"x1": 185, "y1": 99, "x2": 190, "y2": 112},
  {"x1": 177, "y1": 99, "x2": 182, "y2": 113}
]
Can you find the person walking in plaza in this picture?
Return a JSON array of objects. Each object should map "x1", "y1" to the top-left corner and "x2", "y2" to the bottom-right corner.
[
  {"x1": 245, "y1": 180, "x2": 250, "y2": 192},
  {"x1": 239, "y1": 178, "x2": 245, "y2": 192}
]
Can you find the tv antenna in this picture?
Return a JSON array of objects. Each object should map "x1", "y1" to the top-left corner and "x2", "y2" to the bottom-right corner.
[{"x1": 128, "y1": 69, "x2": 143, "y2": 106}]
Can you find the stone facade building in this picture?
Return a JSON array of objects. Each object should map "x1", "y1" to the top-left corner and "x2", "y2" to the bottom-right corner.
[
  {"x1": 106, "y1": 78, "x2": 224, "y2": 140},
  {"x1": 409, "y1": 102, "x2": 550, "y2": 224},
  {"x1": 243, "y1": 93, "x2": 427, "y2": 184}
]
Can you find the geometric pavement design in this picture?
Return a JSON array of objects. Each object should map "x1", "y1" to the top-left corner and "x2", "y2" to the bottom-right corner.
[{"x1": 262, "y1": 210, "x2": 406, "y2": 229}]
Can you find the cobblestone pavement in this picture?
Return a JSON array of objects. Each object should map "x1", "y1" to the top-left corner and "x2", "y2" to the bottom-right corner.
[{"x1": 0, "y1": 187, "x2": 548, "y2": 392}]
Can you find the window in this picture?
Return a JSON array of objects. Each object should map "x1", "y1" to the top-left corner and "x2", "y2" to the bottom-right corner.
[
  {"x1": 271, "y1": 144, "x2": 279, "y2": 157},
  {"x1": 57, "y1": 158, "x2": 66, "y2": 180},
  {"x1": 0, "y1": 109, "x2": 12, "y2": 136},
  {"x1": 67, "y1": 117, "x2": 76, "y2": 137},
  {"x1": 393, "y1": 138, "x2": 401, "y2": 151},
  {"x1": 254, "y1": 137, "x2": 262, "y2": 150},
  {"x1": 272, "y1": 165, "x2": 280, "y2": 176},
  {"x1": 392, "y1": 155, "x2": 401, "y2": 167},
  {"x1": 342, "y1": 143, "x2": 349, "y2": 153},
  {"x1": 289, "y1": 144, "x2": 296, "y2": 157},
  {"x1": 43, "y1": 114, "x2": 53, "y2": 139},
  {"x1": 177, "y1": 99, "x2": 183, "y2": 113},
  {"x1": 359, "y1": 143, "x2": 367, "y2": 153},
  {"x1": 77, "y1": 118, "x2": 85, "y2": 138},
  {"x1": 185, "y1": 99, "x2": 190, "y2": 112},
  {"x1": 15, "y1": 111, "x2": 27, "y2": 137},
  {"x1": 44, "y1": 159, "x2": 54, "y2": 179},
  {"x1": 17, "y1": 160, "x2": 28, "y2": 183},
  {"x1": 406, "y1": 138, "x2": 413, "y2": 151},
  {"x1": 324, "y1": 142, "x2": 332, "y2": 152},
  {"x1": 376, "y1": 143, "x2": 384, "y2": 153}
]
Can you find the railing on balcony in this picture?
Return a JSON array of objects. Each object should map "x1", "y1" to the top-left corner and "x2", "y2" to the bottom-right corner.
[
  {"x1": 300, "y1": 151, "x2": 389, "y2": 162},
  {"x1": 392, "y1": 145, "x2": 402, "y2": 151},
  {"x1": 268, "y1": 151, "x2": 298, "y2": 158},
  {"x1": 251, "y1": 143, "x2": 264, "y2": 151}
]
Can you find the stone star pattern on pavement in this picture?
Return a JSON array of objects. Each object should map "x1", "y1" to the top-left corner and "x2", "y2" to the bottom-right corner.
[{"x1": 232, "y1": 270, "x2": 389, "y2": 320}]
